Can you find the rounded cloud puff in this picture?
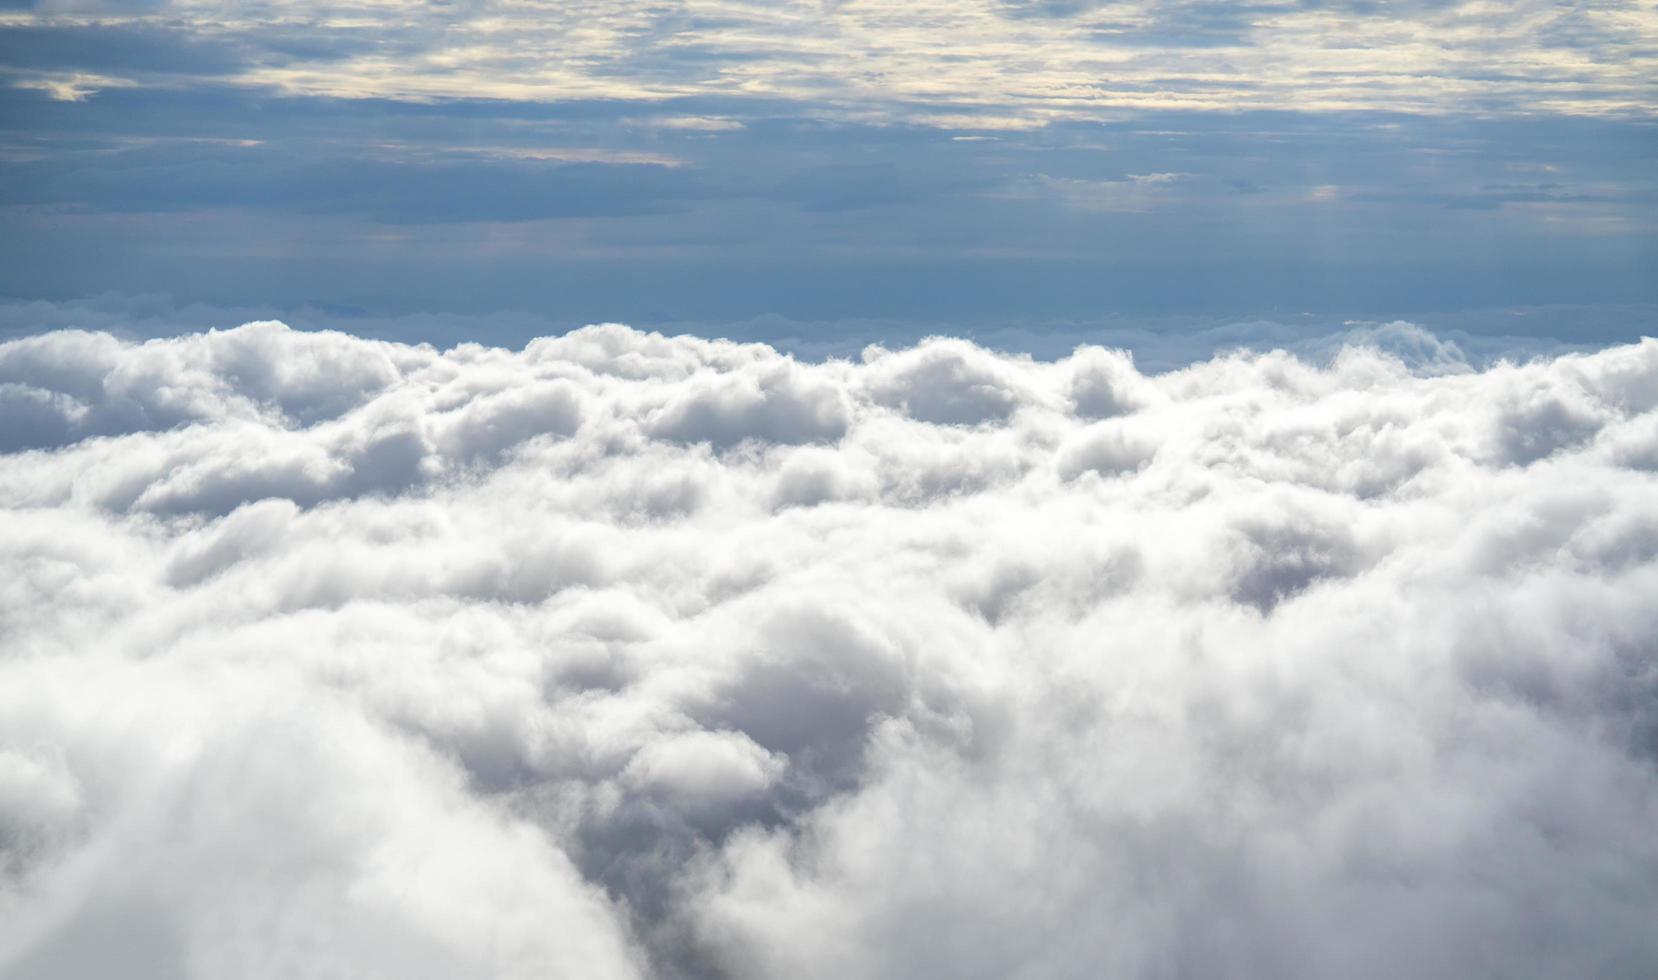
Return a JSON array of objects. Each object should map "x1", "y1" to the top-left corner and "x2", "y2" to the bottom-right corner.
[{"x1": 2, "y1": 322, "x2": 1657, "y2": 979}]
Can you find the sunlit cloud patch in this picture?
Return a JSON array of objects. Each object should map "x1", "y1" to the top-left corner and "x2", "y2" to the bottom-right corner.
[{"x1": 2, "y1": 322, "x2": 1657, "y2": 978}]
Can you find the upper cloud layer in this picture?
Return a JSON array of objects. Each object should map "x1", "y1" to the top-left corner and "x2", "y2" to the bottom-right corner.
[
  {"x1": 3, "y1": 321, "x2": 1658, "y2": 978},
  {"x1": 3, "y1": 0, "x2": 1655, "y2": 118}
]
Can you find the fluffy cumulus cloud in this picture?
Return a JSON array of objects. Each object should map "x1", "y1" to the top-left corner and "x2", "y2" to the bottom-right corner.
[{"x1": 3, "y1": 321, "x2": 1658, "y2": 978}]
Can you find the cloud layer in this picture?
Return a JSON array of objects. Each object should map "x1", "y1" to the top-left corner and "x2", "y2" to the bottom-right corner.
[
  {"x1": 5, "y1": 0, "x2": 1656, "y2": 118},
  {"x1": 3, "y1": 321, "x2": 1658, "y2": 978}
]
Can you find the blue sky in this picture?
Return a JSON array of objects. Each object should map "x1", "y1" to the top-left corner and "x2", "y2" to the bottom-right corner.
[{"x1": 1, "y1": 0, "x2": 1655, "y2": 346}]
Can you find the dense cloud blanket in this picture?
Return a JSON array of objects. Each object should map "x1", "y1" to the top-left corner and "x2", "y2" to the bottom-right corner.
[{"x1": 2, "y1": 322, "x2": 1657, "y2": 979}]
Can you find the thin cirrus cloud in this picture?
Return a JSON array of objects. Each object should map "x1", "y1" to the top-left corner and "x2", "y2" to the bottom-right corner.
[{"x1": 2, "y1": 320, "x2": 1658, "y2": 977}]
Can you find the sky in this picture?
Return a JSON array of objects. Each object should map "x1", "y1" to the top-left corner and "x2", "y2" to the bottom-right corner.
[
  {"x1": 5, "y1": 6, "x2": 1658, "y2": 979},
  {"x1": 1, "y1": 0, "x2": 1656, "y2": 347}
]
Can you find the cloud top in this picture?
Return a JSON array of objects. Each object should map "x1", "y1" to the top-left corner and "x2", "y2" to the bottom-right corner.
[{"x1": 3, "y1": 321, "x2": 1658, "y2": 978}]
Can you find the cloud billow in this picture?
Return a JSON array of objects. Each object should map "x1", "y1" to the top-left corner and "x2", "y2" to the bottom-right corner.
[{"x1": 2, "y1": 322, "x2": 1658, "y2": 978}]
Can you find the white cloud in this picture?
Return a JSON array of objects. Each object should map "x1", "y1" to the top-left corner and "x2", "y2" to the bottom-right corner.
[
  {"x1": 11, "y1": 72, "x2": 136, "y2": 102},
  {"x1": 2, "y1": 321, "x2": 1658, "y2": 978}
]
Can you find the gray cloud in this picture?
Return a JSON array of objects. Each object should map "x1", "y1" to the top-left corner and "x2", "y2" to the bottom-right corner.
[
  {"x1": 2, "y1": 142, "x2": 725, "y2": 223},
  {"x1": 2, "y1": 89, "x2": 1653, "y2": 322},
  {"x1": 2, "y1": 321, "x2": 1658, "y2": 977},
  {"x1": 0, "y1": 24, "x2": 251, "y2": 76}
]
